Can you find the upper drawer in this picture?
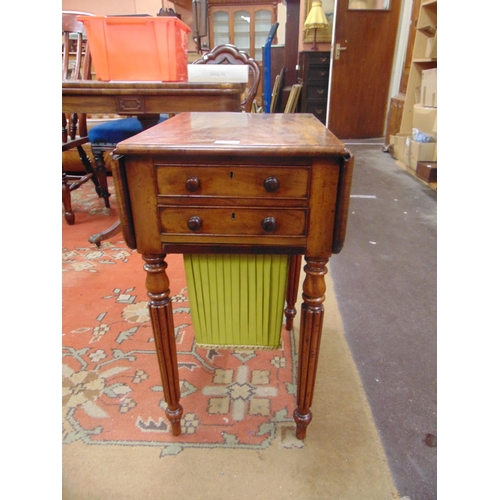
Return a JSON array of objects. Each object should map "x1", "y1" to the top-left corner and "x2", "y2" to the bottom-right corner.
[
  {"x1": 156, "y1": 165, "x2": 310, "y2": 199},
  {"x1": 307, "y1": 53, "x2": 330, "y2": 67}
]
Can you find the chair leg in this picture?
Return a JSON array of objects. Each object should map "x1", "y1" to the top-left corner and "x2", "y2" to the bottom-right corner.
[
  {"x1": 62, "y1": 173, "x2": 75, "y2": 225},
  {"x1": 92, "y1": 147, "x2": 111, "y2": 209},
  {"x1": 76, "y1": 144, "x2": 100, "y2": 196}
]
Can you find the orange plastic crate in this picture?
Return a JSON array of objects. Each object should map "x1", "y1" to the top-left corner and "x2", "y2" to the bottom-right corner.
[{"x1": 77, "y1": 16, "x2": 191, "y2": 82}]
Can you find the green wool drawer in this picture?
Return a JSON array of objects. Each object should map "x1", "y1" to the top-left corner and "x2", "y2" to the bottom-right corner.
[{"x1": 184, "y1": 254, "x2": 290, "y2": 348}]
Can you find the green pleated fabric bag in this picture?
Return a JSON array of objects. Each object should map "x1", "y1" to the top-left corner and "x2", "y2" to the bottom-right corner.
[{"x1": 184, "y1": 254, "x2": 290, "y2": 349}]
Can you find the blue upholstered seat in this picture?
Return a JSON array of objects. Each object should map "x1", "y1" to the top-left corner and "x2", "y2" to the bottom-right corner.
[
  {"x1": 87, "y1": 114, "x2": 169, "y2": 209},
  {"x1": 89, "y1": 114, "x2": 169, "y2": 144}
]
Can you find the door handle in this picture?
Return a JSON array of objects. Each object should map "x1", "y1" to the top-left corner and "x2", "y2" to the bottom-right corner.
[{"x1": 335, "y1": 43, "x2": 347, "y2": 60}]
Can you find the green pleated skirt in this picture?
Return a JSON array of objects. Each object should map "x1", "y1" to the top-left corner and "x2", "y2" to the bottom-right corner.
[{"x1": 184, "y1": 254, "x2": 290, "y2": 349}]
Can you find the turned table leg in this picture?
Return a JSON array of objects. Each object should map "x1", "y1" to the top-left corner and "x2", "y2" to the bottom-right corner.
[
  {"x1": 294, "y1": 257, "x2": 328, "y2": 439},
  {"x1": 143, "y1": 254, "x2": 183, "y2": 436},
  {"x1": 62, "y1": 173, "x2": 75, "y2": 225},
  {"x1": 284, "y1": 254, "x2": 302, "y2": 331}
]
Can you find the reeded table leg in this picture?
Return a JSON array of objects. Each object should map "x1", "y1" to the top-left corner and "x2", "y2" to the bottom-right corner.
[
  {"x1": 284, "y1": 255, "x2": 302, "y2": 331},
  {"x1": 143, "y1": 254, "x2": 183, "y2": 436},
  {"x1": 294, "y1": 257, "x2": 328, "y2": 439}
]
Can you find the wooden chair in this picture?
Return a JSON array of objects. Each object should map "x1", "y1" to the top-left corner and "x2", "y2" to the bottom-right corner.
[
  {"x1": 62, "y1": 11, "x2": 169, "y2": 237},
  {"x1": 192, "y1": 44, "x2": 261, "y2": 113},
  {"x1": 88, "y1": 117, "x2": 169, "y2": 212},
  {"x1": 62, "y1": 11, "x2": 103, "y2": 225}
]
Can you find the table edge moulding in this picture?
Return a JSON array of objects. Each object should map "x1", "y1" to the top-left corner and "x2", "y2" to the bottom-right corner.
[
  {"x1": 113, "y1": 112, "x2": 355, "y2": 439},
  {"x1": 62, "y1": 81, "x2": 247, "y2": 116}
]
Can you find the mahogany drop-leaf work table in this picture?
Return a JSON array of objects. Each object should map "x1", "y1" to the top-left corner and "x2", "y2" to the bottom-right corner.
[{"x1": 113, "y1": 112, "x2": 354, "y2": 439}]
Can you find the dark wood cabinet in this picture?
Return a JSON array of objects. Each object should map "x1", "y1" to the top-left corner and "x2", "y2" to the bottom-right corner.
[{"x1": 298, "y1": 51, "x2": 330, "y2": 125}]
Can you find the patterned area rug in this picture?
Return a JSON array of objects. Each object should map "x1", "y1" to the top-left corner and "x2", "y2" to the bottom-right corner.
[
  {"x1": 62, "y1": 180, "x2": 303, "y2": 457},
  {"x1": 62, "y1": 178, "x2": 397, "y2": 500}
]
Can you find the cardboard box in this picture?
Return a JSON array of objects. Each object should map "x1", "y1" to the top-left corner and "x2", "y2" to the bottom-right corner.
[
  {"x1": 413, "y1": 104, "x2": 437, "y2": 137},
  {"x1": 416, "y1": 161, "x2": 437, "y2": 183},
  {"x1": 404, "y1": 136, "x2": 412, "y2": 167},
  {"x1": 414, "y1": 86, "x2": 421, "y2": 105},
  {"x1": 389, "y1": 134, "x2": 410, "y2": 162},
  {"x1": 425, "y1": 29, "x2": 437, "y2": 58},
  {"x1": 408, "y1": 139, "x2": 437, "y2": 171},
  {"x1": 421, "y1": 68, "x2": 437, "y2": 107}
]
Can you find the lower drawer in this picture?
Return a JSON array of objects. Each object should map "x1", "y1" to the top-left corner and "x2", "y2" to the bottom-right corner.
[
  {"x1": 159, "y1": 207, "x2": 307, "y2": 236},
  {"x1": 304, "y1": 102, "x2": 327, "y2": 123}
]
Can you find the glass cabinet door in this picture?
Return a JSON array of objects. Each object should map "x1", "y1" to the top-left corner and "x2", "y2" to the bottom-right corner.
[
  {"x1": 253, "y1": 8, "x2": 272, "y2": 62},
  {"x1": 209, "y1": 4, "x2": 276, "y2": 60},
  {"x1": 212, "y1": 10, "x2": 230, "y2": 46},
  {"x1": 233, "y1": 10, "x2": 251, "y2": 56}
]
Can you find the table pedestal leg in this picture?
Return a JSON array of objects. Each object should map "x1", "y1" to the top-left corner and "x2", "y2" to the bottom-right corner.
[
  {"x1": 294, "y1": 257, "x2": 328, "y2": 439},
  {"x1": 285, "y1": 255, "x2": 302, "y2": 331},
  {"x1": 143, "y1": 254, "x2": 183, "y2": 436},
  {"x1": 89, "y1": 220, "x2": 122, "y2": 247}
]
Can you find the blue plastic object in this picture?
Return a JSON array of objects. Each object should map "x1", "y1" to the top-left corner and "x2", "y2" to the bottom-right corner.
[{"x1": 263, "y1": 22, "x2": 279, "y2": 113}]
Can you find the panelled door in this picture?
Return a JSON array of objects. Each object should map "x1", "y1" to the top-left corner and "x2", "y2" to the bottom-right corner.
[{"x1": 327, "y1": 0, "x2": 402, "y2": 138}]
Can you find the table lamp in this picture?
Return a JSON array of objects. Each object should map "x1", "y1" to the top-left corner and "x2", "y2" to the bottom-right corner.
[{"x1": 303, "y1": 1, "x2": 329, "y2": 51}]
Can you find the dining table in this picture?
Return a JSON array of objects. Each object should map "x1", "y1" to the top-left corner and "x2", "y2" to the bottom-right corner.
[{"x1": 62, "y1": 79, "x2": 247, "y2": 244}]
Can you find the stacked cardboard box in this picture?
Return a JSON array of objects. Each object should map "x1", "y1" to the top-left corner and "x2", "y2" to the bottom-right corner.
[
  {"x1": 389, "y1": 68, "x2": 437, "y2": 182},
  {"x1": 421, "y1": 68, "x2": 437, "y2": 108}
]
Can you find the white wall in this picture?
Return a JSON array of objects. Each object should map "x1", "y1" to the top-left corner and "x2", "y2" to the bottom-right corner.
[{"x1": 62, "y1": 0, "x2": 162, "y2": 15}]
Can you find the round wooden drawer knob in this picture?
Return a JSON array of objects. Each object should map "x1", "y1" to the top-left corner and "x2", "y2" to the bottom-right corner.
[
  {"x1": 186, "y1": 177, "x2": 201, "y2": 192},
  {"x1": 264, "y1": 176, "x2": 280, "y2": 193},
  {"x1": 187, "y1": 216, "x2": 202, "y2": 231},
  {"x1": 262, "y1": 216, "x2": 277, "y2": 232}
]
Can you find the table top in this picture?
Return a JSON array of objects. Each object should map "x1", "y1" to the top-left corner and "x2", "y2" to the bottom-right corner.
[
  {"x1": 62, "y1": 81, "x2": 246, "y2": 115},
  {"x1": 115, "y1": 112, "x2": 349, "y2": 157}
]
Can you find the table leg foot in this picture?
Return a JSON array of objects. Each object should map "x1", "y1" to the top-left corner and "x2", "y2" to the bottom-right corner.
[
  {"x1": 293, "y1": 408, "x2": 312, "y2": 440},
  {"x1": 89, "y1": 220, "x2": 122, "y2": 247},
  {"x1": 166, "y1": 405, "x2": 184, "y2": 436}
]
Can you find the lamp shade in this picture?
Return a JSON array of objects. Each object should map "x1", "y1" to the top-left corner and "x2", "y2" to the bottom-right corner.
[{"x1": 303, "y1": 1, "x2": 329, "y2": 30}]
